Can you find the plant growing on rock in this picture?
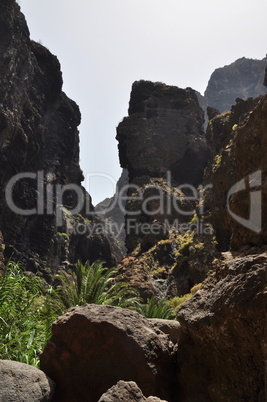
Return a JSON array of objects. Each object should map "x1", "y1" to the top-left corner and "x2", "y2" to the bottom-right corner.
[
  {"x1": 168, "y1": 282, "x2": 202, "y2": 313},
  {"x1": 51, "y1": 260, "x2": 141, "y2": 313},
  {"x1": 137, "y1": 295, "x2": 176, "y2": 319}
]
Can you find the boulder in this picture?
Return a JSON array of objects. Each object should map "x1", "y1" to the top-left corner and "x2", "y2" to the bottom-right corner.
[
  {"x1": 147, "y1": 318, "x2": 181, "y2": 344},
  {"x1": 0, "y1": 360, "x2": 55, "y2": 402},
  {"x1": 176, "y1": 251, "x2": 266, "y2": 401},
  {"x1": 40, "y1": 304, "x2": 177, "y2": 402},
  {"x1": 98, "y1": 380, "x2": 167, "y2": 402}
]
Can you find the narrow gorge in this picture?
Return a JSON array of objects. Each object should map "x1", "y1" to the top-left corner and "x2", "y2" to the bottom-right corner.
[{"x1": 0, "y1": 1, "x2": 266, "y2": 401}]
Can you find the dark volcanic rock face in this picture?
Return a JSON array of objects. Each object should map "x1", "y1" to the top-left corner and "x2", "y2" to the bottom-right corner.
[
  {"x1": 229, "y1": 93, "x2": 267, "y2": 249},
  {"x1": 204, "y1": 56, "x2": 267, "y2": 112},
  {"x1": 264, "y1": 66, "x2": 267, "y2": 86},
  {"x1": 95, "y1": 168, "x2": 129, "y2": 255},
  {"x1": 116, "y1": 81, "x2": 212, "y2": 298},
  {"x1": 203, "y1": 97, "x2": 261, "y2": 251},
  {"x1": 116, "y1": 81, "x2": 209, "y2": 250},
  {"x1": 117, "y1": 80, "x2": 209, "y2": 186},
  {"x1": 177, "y1": 250, "x2": 266, "y2": 402},
  {"x1": 0, "y1": 0, "x2": 122, "y2": 277},
  {"x1": 175, "y1": 93, "x2": 267, "y2": 401}
]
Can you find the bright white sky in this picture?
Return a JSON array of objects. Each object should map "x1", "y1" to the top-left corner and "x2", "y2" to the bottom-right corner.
[{"x1": 19, "y1": 0, "x2": 267, "y2": 205}]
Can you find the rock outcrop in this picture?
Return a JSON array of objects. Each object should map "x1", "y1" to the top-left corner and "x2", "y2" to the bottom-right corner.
[
  {"x1": 115, "y1": 81, "x2": 212, "y2": 299},
  {"x1": 95, "y1": 168, "x2": 129, "y2": 255},
  {"x1": 264, "y1": 66, "x2": 267, "y2": 86},
  {"x1": 117, "y1": 80, "x2": 208, "y2": 185},
  {"x1": 0, "y1": 0, "x2": 122, "y2": 278},
  {"x1": 175, "y1": 92, "x2": 267, "y2": 401},
  {"x1": 229, "y1": 93, "x2": 267, "y2": 249},
  {"x1": 204, "y1": 56, "x2": 267, "y2": 113},
  {"x1": 98, "y1": 380, "x2": 167, "y2": 402},
  {"x1": 40, "y1": 304, "x2": 177, "y2": 402},
  {"x1": 203, "y1": 96, "x2": 261, "y2": 251},
  {"x1": 177, "y1": 250, "x2": 266, "y2": 401},
  {"x1": 0, "y1": 360, "x2": 55, "y2": 402}
]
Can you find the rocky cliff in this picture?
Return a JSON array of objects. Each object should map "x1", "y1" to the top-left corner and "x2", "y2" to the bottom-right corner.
[
  {"x1": 0, "y1": 2, "x2": 266, "y2": 401},
  {"x1": 204, "y1": 55, "x2": 267, "y2": 112},
  {"x1": 95, "y1": 168, "x2": 129, "y2": 255},
  {"x1": 203, "y1": 96, "x2": 261, "y2": 251},
  {"x1": 175, "y1": 93, "x2": 267, "y2": 402},
  {"x1": 113, "y1": 77, "x2": 266, "y2": 400},
  {"x1": 115, "y1": 81, "x2": 213, "y2": 300},
  {"x1": 0, "y1": 0, "x2": 122, "y2": 280},
  {"x1": 117, "y1": 80, "x2": 208, "y2": 184}
]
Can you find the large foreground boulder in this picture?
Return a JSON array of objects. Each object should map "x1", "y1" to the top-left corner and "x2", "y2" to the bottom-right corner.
[
  {"x1": 0, "y1": 360, "x2": 55, "y2": 401},
  {"x1": 176, "y1": 250, "x2": 266, "y2": 401},
  {"x1": 40, "y1": 305, "x2": 177, "y2": 402},
  {"x1": 98, "y1": 380, "x2": 167, "y2": 402}
]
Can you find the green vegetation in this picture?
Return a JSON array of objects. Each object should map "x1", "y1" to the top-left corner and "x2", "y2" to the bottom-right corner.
[
  {"x1": 0, "y1": 261, "x2": 55, "y2": 367},
  {"x1": 0, "y1": 260, "x2": 142, "y2": 367},
  {"x1": 137, "y1": 295, "x2": 175, "y2": 319},
  {"x1": 209, "y1": 120, "x2": 214, "y2": 139},
  {"x1": 174, "y1": 231, "x2": 194, "y2": 262},
  {"x1": 212, "y1": 153, "x2": 222, "y2": 172},
  {"x1": 1, "y1": 259, "x2": 191, "y2": 368},
  {"x1": 168, "y1": 283, "x2": 202, "y2": 313},
  {"x1": 232, "y1": 124, "x2": 238, "y2": 131},
  {"x1": 52, "y1": 260, "x2": 141, "y2": 313}
]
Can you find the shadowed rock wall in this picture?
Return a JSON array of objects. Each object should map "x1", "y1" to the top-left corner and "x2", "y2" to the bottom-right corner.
[{"x1": 0, "y1": 0, "x2": 122, "y2": 279}]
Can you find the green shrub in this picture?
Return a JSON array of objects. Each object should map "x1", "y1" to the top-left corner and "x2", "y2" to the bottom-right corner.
[
  {"x1": 51, "y1": 260, "x2": 141, "y2": 313},
  {"x1": 168, "y1": 282, "x2": 202, "y2": 313},
  {"x1": 137, "y1": 295, "x2": 176, "y2": 319},
  {"x1": 0, "y1": 261, "x2": 54, "y2": 367}
]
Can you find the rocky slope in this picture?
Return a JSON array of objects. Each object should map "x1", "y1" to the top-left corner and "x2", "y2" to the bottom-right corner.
[
  {"x1": 0, "y1": 0, "x2": 122, "y2": 280},
  {"x1": 204, "y1": 55, "x2": 267, "y2": 112}
]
